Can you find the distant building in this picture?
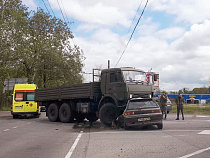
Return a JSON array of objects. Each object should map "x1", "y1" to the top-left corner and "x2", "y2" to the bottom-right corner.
[{"x1": 155, "y1": 94, "x2": 210, "y2": 104}]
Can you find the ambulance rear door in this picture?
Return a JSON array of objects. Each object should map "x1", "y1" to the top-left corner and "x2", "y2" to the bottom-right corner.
[
  {"x1": 13, "y1": 91, "x2": 25, "y2": 112},
  {"x1": 24, "y1": 91, "x2": 37, "y2": 112}
]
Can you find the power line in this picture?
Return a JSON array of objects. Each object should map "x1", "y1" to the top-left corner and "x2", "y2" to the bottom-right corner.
[
  {"x1": 57, "y1": 0, "x2": 76, "y2": 46},
  {"x1": 113, "y1": 0, "x2": 144, "y2": 66},
  {"x1": 46, "y1": 0, "x2": 55, "y2": 17},
  {"x1": 57, "y1": 0, "x2": 67, "y2": 24},
  {"x1": 60, "y1": 0, "x2": 70, "y2": 25},
  {"x1": 60, "y1": 0, "x2": 76, "y2": 46},
  {"x1": 115, "y1": 0, "x2": 149, "y2": 67},
  {"x1": 41, "y1": 0, "x2": 50, "y2": 14}
]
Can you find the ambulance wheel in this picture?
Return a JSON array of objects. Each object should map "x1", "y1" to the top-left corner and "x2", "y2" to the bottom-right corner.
[
  {"x1": 34, "y1": 113, "x2": 40, "y2": 118},
  {"x1": 59, "y1": 103, "x2": 74, "y2": 123},
  {"x1": 13, "y1": 114, "x2": 19, "y2": 119},
  {"x1": 48, "y1": 103, "x2": 59, "y2": 122},
  {"x1": 99, "y1": 103, "x2": 117, "y2": 127}
]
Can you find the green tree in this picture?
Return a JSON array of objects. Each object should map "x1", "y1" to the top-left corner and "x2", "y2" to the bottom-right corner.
[{"x1": 0, "y1": 0, "x2": 84, "y2": 109}]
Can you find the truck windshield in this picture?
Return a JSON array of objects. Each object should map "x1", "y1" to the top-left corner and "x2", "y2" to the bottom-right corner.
[{"x1": 122, "y1": 71, "x2": 147, "y2": 83}]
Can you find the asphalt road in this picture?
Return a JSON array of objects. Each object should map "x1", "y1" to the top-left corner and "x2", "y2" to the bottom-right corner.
[{"x1": 0, "y1": 111, "x2": 210, "y2": 158}]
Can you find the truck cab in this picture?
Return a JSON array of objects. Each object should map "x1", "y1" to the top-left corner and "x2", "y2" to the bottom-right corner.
[
  {"x1": 99, "y1": 67, "x2": 155, "y2": 126},
  {"x1": 11, "y1": 84, "x2": 40, "y2": 118}
]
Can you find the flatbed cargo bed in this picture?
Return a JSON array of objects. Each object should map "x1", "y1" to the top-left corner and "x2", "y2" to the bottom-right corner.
[{"x1": 35, "y1": 82, "x2": 102, "y2": 102}]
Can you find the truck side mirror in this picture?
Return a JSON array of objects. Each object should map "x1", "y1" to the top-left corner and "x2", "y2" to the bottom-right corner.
[{"x1": 154, "y1": 74, "x2": 158, "y2": 81}]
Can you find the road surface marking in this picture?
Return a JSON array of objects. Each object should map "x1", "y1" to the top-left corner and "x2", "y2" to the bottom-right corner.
[
  {"x1": 178, "y1": 147, "x2": 210, "y2": 158},
  {"x1": 198, "y1": 130, "x2": 210, "y2": 135},
  {"x1": 65, "y1": 131, "x2": 83, "y2": 158},
  {"x1": 4, "y1": 129, "x2": 9, "y2": 132}
]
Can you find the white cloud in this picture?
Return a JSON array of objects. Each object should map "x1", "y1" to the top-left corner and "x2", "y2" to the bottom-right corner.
[
  {"x1": 162, "y1": 65, "x2": 174, "y2": 72},
  {"x1": 172, "y1": 20, "x2": 210, "y2": 51},
  {"x1": 149, "y1": 0, "x2": 210, "y2": 24},
  {"x1": 22, "y1": 0, "x2": 210, "y2": 91},
  {"x1": 22, "y1": 0, "x2": 37, "y2": 10},
  {"x1": 49, "y1": 0, "x2": 139, "y2": 27},
  {"x1": 155, "y1": 27, "x2": 185, "y2": 40}
]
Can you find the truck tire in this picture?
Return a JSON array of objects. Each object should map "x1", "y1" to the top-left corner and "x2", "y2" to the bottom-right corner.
[
  {"x1": 59, "y1": 103, "x2": 74, "y2": 123},
  {"x1": 86, "y1": 112, "x2": 98, "y2": 122},
  {"x1": 99, "y1": 103, "x2": 117, "y2": 126},
  {"x1": 48, "y1": 103, "x2": 59, "y2": 122},
  {"x1": 74, "y1": 112, "x2": 85, "y2": 122}
]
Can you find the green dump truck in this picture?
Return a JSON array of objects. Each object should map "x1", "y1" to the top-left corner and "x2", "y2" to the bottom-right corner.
[{"x1": 35, "y1": 67, "x2": 157, "y2": 126}]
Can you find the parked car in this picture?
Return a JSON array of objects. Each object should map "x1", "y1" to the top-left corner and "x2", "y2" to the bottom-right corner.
[
  {"x1": 166, "y1": 98, "x2": 172, "y2": 114},
  {"x1": 153, "y1": 97, "x2": 172, "y2": 114},
  {"x1": 117, "y1": 98, "x2": 163, "y2": 130}
]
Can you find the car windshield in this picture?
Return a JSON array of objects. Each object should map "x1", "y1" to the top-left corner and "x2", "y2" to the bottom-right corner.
[
  {"x1": 122, "y1": 70, "x2": 147, "y2": 83},
  {"x1": 127, "y1": 99, "x2": 158, "y2": 109}
]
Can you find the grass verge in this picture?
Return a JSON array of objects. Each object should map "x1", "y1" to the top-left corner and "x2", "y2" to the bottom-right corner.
[
  {"x1": 0, "y1": 106, "x2": 11, "y2": 111},
  {"x1": 171, "y1": 103, "x2": 210, "y2": 115}
]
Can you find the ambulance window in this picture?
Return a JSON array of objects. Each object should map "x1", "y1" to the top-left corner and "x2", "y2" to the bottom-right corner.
[
  {"x1": 27, "y1": 93, "x2": 35, "y2": 101},
  {"x1": 15, "y1": 93, "x2": 23, "y2": 101}
]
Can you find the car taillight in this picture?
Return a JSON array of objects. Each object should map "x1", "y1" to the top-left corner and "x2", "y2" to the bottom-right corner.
[
  {"x1": 124, "y1": 112, "x2": 135, "y2": 115},
  {"x1": 153, "y1": 109, "x2": 161, "y2": 113},
  {"x1": 11, "y1": 102, "x2": 13, "y2": 110},
  {"x1": 37, "y1": 102, "x2": 39, "y2": 109}
]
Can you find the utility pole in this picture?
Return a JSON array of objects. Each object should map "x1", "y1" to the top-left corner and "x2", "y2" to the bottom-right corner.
[{"x1": 108, "y1": 60, "x2": 110, "y2": 69}]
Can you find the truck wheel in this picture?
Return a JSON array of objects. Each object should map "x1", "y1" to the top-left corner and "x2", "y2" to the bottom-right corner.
[
  {"x1": 74, "y1": 113, "x2": 85, "y2": 122},
  {"x1": 48, "y1": 103, "x2": 59, "y2": 122},
  {"x1": 59, "y1": 103, "x2": 74, "y2": 123},
  {"x1": 99, "y1": 103, "x2": 117, "y2": 126},
  {"x1": 86, "y1": 113, "x2": 98, "y2": 122}
]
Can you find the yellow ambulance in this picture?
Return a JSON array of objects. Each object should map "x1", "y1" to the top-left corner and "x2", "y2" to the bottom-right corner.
[{"x1": 11, "y1": 83, "x2": 40, "y2": 118}]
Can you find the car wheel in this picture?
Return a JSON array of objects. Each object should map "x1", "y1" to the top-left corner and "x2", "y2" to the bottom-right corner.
[
  {"x1": 99, "y1": 103, "x2": 117, "y2": 127},
  {"x1": 157, "y1": 123, "x2": 163, "y2": 129},
  {"x1": 59, "y1": 103, "x2": 74, "y2": 123},
  {"x1": 124, "y1": 123, "x2": 130, "y2": 130},
  {"x1": 48, "y1": 103, "x2": 59, "y2": 122}
]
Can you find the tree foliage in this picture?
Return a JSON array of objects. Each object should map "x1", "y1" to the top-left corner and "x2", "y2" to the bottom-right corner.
[{"x1": 0, "y1": 0, "x2": 84, "y2": 108}]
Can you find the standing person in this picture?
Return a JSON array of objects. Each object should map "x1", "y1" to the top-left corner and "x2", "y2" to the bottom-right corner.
[
  {"x1": 159, "y1": 91, "x2": 168, "y2": 120},
  {"x1": 175, "y1": 93, "x2": 185, "y2": 120}
]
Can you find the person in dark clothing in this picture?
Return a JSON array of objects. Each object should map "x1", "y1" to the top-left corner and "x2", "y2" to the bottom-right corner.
[
  {"x1": 175, "y1": 93, "x2": 185, "y2": 120},
  {"x1": 159, "y1": 91, "x2": 168, "y2": 120}
]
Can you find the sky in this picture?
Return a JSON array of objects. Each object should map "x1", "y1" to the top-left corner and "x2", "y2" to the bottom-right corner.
[{"x1": 22, "y1": 0, "x2": 210, "y2": 92}]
